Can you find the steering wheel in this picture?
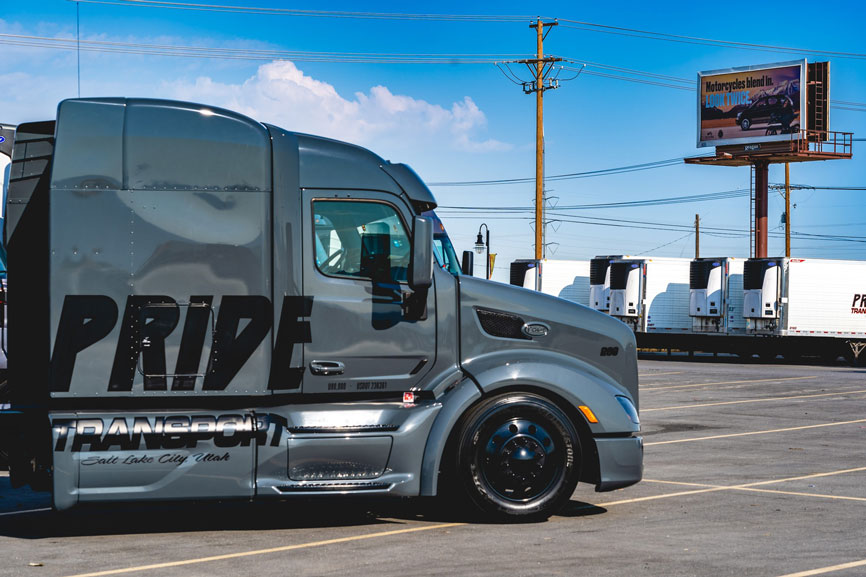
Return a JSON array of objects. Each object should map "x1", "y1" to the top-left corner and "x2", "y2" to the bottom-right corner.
[{"x1": 320, "y1": 248, "x2": 345, "y2": 271}]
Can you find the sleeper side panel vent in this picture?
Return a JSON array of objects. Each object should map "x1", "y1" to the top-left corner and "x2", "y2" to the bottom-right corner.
[
  {"x1": 690, "y1": 261, "x2": 714, "y2": 290},
  {"x1": 589, "y1": 258, "x2": 610, "y2": 285},
  {"x1": 476, "y1": 308, "x2": 531, "y2": 340}
]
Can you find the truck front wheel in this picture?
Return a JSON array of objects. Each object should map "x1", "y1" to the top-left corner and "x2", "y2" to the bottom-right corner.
[{"x1": 454, "y1": 393, "x2": 581, "y2": 521}]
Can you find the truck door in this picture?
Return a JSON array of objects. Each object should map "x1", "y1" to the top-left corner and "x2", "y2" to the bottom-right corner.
[{"x1": 301, "y1": 191, "x2": 436, "y2": 395}]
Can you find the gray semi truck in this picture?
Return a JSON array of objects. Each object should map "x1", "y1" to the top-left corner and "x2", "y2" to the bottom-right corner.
[{"x1": 0, "y1": 98, "x2": 642, "y2": 520}]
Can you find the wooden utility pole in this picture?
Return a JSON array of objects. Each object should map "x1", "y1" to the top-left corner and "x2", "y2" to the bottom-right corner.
[
  {"x1": 518, "y1": 19, "x2": 560, "y2": 266},
  {"x1": 695, "y1": 214, "x2": 700, "y2": 258},
  {"x1": 500, "y1": 19, "x2": 561, "y2": 286},
  {"x1": 535, "y1": 19, "x2": 544, "y2": 263},
  {"x1": 785, "y1": 162, "x2": 791, "y2": 257}
]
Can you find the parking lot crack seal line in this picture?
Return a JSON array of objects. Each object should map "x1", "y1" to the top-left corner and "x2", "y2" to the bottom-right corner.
[
  {"x1": 644, "y1": 419, "x2": 866, "y2": 446},
  {"x1": 776, "y1": 558, "x2": 866, "y2": 577},
  {"x1": 642, "y1": 388, "x2": 866, "y2": 412},
  {"x1": 641, "y1": 375, "x2": 817, "y2": 392},
  {"x1": 60, "y1": 522, "x2": 467, "y2": 577}
]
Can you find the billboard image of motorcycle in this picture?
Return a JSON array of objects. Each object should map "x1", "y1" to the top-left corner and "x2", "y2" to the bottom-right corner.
[{"x1": 697, "y1": 60, "x2": 806, "y2": 147}]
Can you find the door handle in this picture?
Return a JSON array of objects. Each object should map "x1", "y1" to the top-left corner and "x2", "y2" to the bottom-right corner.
[{"x1": 309, "y1": 360, "x2": 345, "y2": 376}]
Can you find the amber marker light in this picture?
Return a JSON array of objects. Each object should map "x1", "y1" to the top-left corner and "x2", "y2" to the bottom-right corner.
[{"x1": 578, "y1": 405, "x2": 599, "y2": 424}]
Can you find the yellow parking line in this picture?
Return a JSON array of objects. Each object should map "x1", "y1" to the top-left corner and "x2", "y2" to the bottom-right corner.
[
  {"x1": 738, "y1": 487, "x2": 866, "y2": 502},
  {"x1": 596, "y1": 486, "x2": 729, "y2": 506},
  {"x1": 63, "y1": 522, "x2": 466, "y2": 577},
  {"x1": 642, "y1": 388, "x2": 866, "y2": 412},
  {"x1": 776, "y1": 559, "x2": 866, "y2": 577},
  {"x1": 646, "y1": 476, "x2": 866, "y2": 502},
  {"x1": 599, "y1": 467, "x2": 866, "y2": 507},
  {"x1": 645, "y1": 419, "x2": 866, "y2": 446},
  {"x1": 641, "y1": 375, "x2": 817, "y2": 392}
]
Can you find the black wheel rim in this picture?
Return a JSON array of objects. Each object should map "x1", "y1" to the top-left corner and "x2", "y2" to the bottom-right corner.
[{"x1": 475, "y1": 416, "x2": 565, "y2": 503}]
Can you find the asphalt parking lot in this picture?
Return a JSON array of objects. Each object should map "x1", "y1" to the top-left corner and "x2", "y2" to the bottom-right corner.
[{"x1": 2, "y1": 356, "x2": 865, "y2": 577}]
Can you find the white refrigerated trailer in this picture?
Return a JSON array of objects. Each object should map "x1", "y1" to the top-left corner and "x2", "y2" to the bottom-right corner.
[
  {"x1": 608, "y1": 257, "x2": 692, "y2": 336},
  {"x1": 740, "y1": 257, "x2": 866, "y2": 363},
  {"x1": 511, "y1": 259, "x2": 590, "y2": 306},
  {"x1": 513, "y1": 255, "x2": 866, "y2": 365}
]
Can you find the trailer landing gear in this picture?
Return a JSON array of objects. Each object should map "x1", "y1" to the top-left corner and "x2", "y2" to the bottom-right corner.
[{"x1": 844, "y1": 341, "x2": 866, "y2": 367}]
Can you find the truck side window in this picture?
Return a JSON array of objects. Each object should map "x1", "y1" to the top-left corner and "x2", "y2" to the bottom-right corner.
[{"x1": 313, "y1": 200, "x2": 411, "y2": 283}]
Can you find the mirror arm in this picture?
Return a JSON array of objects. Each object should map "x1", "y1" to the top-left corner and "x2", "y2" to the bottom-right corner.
[{"x1": 401, "y1": 289, "x2": 428, "y2": 321}]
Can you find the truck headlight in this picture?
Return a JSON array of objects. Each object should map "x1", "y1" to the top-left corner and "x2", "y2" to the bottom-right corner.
[{"x1": 616, "y1": 396, "x2": 640, "y2": 425}]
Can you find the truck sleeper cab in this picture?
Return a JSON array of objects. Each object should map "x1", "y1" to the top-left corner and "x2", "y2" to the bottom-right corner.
[{"x1": 0, "y1": 98, "x2": 641, "y2": 520}]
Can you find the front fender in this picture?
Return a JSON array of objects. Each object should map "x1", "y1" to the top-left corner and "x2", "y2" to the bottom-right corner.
[
  {"x1": 419, "y1": 377, "x2": 481, "y2": 496},
  {"x1": 462, "y1": 349, "x2": 640, "y2": 436}
]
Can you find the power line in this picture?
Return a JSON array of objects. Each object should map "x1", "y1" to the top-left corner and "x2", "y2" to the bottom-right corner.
[
  {"x1": 70, "y1": 0, "x2": 530, "y2": 21},
  {"x1": 438, "y1": 183, "x2": 862, "y2": 212},
  {"x1": 6, "y1": 31, "x2": 865, "y2": 112},
  {"x1": 557, "y1": 19, "x2": 866, "y2": 61},
  {"x1": 0, "y1": 33, "x2": 525, "y2": 63},
  {"x1": 437, "y1": 188, "x2": 750, "y2": 211},
  {"x1": 560, "y1": 59, "x2": 866, "y2": 111},
  {"x1": 428, "y1": 155, "x2": 710, "y2": 187},
  {"x1": 644, "y1": 231, "x2": 694, "y2": 253},
  {"x1": 65, "y1": 0, "x2": 866, "y2": 66}
]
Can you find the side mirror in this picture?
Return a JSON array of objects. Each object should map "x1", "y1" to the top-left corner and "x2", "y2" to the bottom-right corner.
[
  {"x1": 409, "y1": 216, "x2": 433, "y2": 291},
  {"x1": 461, "y1": 251, "x2": 474, "y2": 276}
]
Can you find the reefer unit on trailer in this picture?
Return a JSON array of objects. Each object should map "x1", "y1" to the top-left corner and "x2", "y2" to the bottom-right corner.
[
  {"x1": 689, "y1": 257, "x2": 746, "y2": 334},
  {"x1": 589, "y1": 255, "x2": 647, "y2": 312},
  {"x1": 512, "y1": 256, "x2": 643, "y2": 313},
  {"x1": 511, "y1": 259, "x2": 590, "y2": 306},
  {"x1": 589, "y1": 256, "x2": 617, "y2": 312},
  {"x1": 0, "y1": 98, "x2": 644, "y2": 520},
  {"x1": 743, "y1": 258, "x2": 866, "y2": 363},
  {"x1": 608, "y1": 257, "x2": 692, "y2": 335}
]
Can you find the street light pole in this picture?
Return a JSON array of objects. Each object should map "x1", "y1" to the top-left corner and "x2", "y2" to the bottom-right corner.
[{"x1": 475, "y1": 223, "x2": 490, "y2": 280}]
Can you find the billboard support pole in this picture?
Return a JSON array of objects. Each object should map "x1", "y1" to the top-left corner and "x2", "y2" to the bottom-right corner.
[
  {"x1": 785, "y1": 162, "x2": 791, "y2": 257},
  {"x1": 754, "y1": 161, "x2": 769, "y2": 258}
]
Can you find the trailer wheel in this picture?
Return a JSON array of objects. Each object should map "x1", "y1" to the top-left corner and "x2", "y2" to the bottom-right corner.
[{"x1": 454, "y1": 393, "x2": 581, "y2": 521}]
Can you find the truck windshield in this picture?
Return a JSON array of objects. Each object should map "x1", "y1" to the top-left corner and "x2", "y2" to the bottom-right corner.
[{"x1": 423, "y1": 211, "x2": 461, "y2": 276}]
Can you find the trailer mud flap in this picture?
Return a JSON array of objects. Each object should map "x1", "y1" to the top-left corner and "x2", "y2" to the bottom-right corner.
[{"x1": 51, "y1": 411, "x2": 258, "y2": 509}]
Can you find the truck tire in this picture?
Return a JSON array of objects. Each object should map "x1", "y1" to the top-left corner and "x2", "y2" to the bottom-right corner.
[{"x1": 453, "y1": 392, "x2": 581, "y2": 521}]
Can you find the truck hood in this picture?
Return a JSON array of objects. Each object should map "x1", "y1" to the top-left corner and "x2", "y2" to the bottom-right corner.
[{"x1": 457, "y1": 276, "x2": 639, "y2": 407}]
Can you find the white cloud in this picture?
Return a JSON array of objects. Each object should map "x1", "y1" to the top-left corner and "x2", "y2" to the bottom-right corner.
[{"x1": 163, "y1": 60, "x2": 511, "y2": 155}]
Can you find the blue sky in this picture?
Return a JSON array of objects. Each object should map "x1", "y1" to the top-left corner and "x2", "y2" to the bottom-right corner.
[{"x1": 2, "y1": 0, "x2": 864, "y2": 280}]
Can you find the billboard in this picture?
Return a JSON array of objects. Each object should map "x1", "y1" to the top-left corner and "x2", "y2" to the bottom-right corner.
[{"x1": 697, "y1": 60, "x2": 806, "y2": 147}]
